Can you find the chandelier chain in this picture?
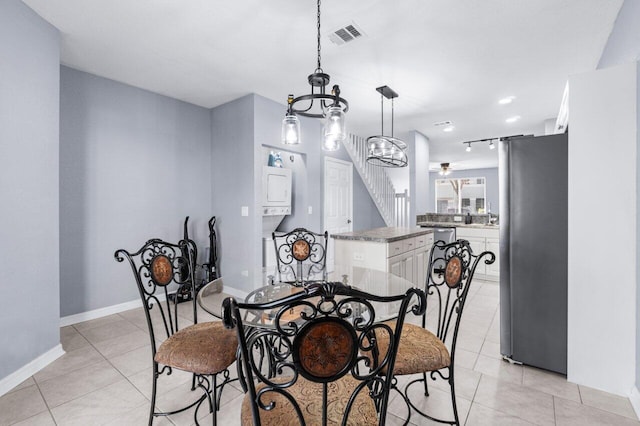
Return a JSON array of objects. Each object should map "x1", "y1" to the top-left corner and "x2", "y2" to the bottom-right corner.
[{"x1": 316, "y1": 0, "x2": 322, "y2": 72}]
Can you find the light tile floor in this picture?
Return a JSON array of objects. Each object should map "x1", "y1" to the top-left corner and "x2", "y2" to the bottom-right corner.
[{"x1": 2, "y1": 280, "x2": 638, "y2": 425}]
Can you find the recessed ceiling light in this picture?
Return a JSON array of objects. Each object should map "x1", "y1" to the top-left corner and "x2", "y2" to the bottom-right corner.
[
  {"x1": 505, "y1": 115, "x2": 521, "y2": 123},
  {"x1": 499, "y1": 96, "x2": 515, "y2": 105},
  {"x1": 443, "y1": 126, "x2": 454, "y2": 132},
  {"x1": 433, "y1": 120, "x2": 453, "y2": 127}
]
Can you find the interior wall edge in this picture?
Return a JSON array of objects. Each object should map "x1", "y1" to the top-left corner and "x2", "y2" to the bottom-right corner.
[{"x1": 0, "y1": 345, "x2": 64, "y2": 398}]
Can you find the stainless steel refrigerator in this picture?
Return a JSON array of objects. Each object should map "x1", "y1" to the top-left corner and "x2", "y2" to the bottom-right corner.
[{"x1": 499, "y1": 133, "x2": 568, "y2": 374}]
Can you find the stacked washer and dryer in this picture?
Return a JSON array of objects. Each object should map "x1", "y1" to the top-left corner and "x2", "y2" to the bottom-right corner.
[{"x1": 261, "y1": 166, "x2": 292, "y2": 268}]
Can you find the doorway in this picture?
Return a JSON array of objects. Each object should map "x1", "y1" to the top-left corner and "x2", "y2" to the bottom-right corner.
[{"x1": 323, "y1": 157, "x2": 353, "y2": 268}]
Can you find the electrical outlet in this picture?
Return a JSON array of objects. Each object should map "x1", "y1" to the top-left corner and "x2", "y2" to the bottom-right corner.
[
  {"x1": 308, "y1": 206, "x2": 313, "y2": 214},
  {"x1": 454, "y1": 215, "x2": 462, "y2": 222},
  {"x1": 353, "y1": 252, "x2": 364, "y2": 261}
]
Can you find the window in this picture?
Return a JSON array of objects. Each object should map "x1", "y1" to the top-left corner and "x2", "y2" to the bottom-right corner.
[{"x1": 435, "y1": 177, "x2": 486, "y2": 214}]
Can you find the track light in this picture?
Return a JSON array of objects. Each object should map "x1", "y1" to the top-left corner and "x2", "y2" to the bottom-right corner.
[{"x1": 463, "y1": 138, "x2": 505, "y2": 151}]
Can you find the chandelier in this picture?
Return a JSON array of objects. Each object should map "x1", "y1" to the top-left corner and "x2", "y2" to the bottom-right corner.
[
  {"x1": 366, "y1": 85, "x2": 407, "y2": 167},
  {"x1": 281, "y1": 0, "x2": 349, "y2": 151}
]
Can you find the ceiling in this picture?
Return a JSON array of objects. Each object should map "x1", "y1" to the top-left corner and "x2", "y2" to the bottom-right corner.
[{"x1": 23, "y1": 0, "x2": 622, "y2": 170}]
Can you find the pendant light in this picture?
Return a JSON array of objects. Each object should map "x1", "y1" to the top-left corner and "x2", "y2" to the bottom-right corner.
[
  {"x1": 366, "y1": 85, "x2": 407, "y2": 167},
  {"x1": 281, "y1": 0, "x2": 349, "y2": 151}
]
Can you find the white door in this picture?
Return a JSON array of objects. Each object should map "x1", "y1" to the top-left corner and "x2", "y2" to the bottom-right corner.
[{"x1": 324, "y1": 157, "x2": 353, "y2": 268}]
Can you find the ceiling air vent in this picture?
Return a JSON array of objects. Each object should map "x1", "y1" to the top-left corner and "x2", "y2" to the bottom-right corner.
[
  {"x1": 328, "y1": 22, "x2": 365, "y2": 45},
  {"x1": 433, "y1": 120, "x2": 453, "y2": 127}
]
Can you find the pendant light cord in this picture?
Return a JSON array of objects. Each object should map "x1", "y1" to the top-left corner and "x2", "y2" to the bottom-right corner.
[
  {"x1": 380, "y1": 92, "x2": 384, "y2": 135},
  {"x1": 391, "y1": 97, "x2": 395, "y2": 137},
  {"x1": 316, "y1": 0, "x2": 322, "y2": 73}
]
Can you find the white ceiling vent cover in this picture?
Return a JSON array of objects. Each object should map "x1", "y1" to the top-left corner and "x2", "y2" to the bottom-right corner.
[
  {"x1": 328, "y1": 22, "x2": 365, "y2": 45},
  {"x1": 433, "y1": 120, "x2": 453, "y2": 127}
]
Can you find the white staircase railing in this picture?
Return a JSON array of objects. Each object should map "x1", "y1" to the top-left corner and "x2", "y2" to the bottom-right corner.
[
  {"x1": 343, "y1": 134, "x2": 404, "y2": 227},
  {"x1": 395, "y1": 190, "x2": 410, "y2": 227}
]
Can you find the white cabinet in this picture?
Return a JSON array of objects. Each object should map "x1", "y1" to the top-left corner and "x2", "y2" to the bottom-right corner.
[
  {"x1": 334, "y1": 230, "x2": 434, "y2": 287},
  {"x1": 456, "y1": 227, "x2": 500, "y2": 281},
  {"x1": 485, "y1": 238, "x2": 500, "y2": 279},
  {"x1": 413, "y1": 232, "x2": 432, "y2": 287},
  {"x1": 388, "y1": 250, "x2": 415, "y2": 283}
]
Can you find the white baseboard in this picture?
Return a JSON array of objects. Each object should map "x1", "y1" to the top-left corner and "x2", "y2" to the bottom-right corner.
[
  {"x1": 0, "y1": 344, "x2": 64, "y2": 397},
  {"x1": 630, "y1": 386, "x2": 640, "y2": 420},
  {"x1": 60, "y1": 298, "x2": 143, "y2": 327},
  {"x1": 59, "y1": 293, "x2": 172, "y2": 327}
]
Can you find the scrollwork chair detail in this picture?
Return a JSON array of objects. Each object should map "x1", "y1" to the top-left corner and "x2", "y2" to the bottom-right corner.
[
  {"x1": 272, "y1": 228, "x2": 328, "y2": 285},
  {"x1": 383, "y1": 239, "x2": 495, "y2": 426},
  {"x1": 223, "y1": 281, "x2": 426, "y2": 426},
  {"x1": 115, "y1": 238, "x2": 238, "y2": 426}
]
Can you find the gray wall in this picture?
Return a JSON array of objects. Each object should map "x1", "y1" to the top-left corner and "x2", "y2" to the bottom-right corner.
[
  {"x1": 211, "y1": 94, "x2": 384, "y2": 290},
  {"x1": 210, "y1": 95, "x2": 257, "y2": 281},
  {"x1": 597, "y1": 0, "x2": 640, "y2": 391},
  {"x1": 60, "y1": 67, "x2": 212, "y2": 316},
  {"x1": 253, "y1": 94, "x2": 384, "y2": 233},
  {"x1": 410, "y1": 131, "x2": 430, "y2": 226},
  {"x1": 598, "y1": 0, "x2": 640, "y2": 69},
  {"x1": 0, "y1": 0, "x2": 60, "y2": 379},
  {"x1": 427, "y1": 167, "x2": 499, "y2": 214}
]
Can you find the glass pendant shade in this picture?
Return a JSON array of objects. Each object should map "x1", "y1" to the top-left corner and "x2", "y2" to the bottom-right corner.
[
  {"x1": 366, "y1": 136, "x2": 408, "y2": 167},
  {"x1": 281, "y1": 113, "x2": 301, "y2": 145},
  {"x1": 322, "y1": 106, "x2": 346, "y2": 151},
  {"x1": 365, "y1": 85, "x2": 407, "y2": 167}
]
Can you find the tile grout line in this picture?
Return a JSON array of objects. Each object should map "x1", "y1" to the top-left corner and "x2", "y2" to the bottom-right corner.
[
  {"x1": 42, "y1": 315, "x2": 150, "y2": 415},
  {"x1": 30, "y1": 378, "x2": 59, "y2": 426},
  {"x1": 463, "y1": 372, "x2": 483, "y2": 425},
  {"x1": 79, "y1": 314, "x2": 154, "y2": 405}
]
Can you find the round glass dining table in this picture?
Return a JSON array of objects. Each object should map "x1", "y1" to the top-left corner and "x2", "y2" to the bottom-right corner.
[{"x1": 197, "y1": 264, "x2": 419, "y2": 325}]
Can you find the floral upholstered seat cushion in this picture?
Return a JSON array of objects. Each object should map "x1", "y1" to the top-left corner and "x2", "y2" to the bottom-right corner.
[
  {"x1": 364, "y1": 321, "x2": 450, "y2": 376},
  {"x1": 240, "y1": 375, "x2": 378, "y2": 426},
  {"x1": 154, "y1": 321, "x2": 237, "y2": 375}
]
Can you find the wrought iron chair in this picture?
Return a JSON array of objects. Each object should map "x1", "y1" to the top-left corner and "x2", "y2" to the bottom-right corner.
[
  {"x1": 222, "y1": 281, "x2": 426, "y2": 426},
  {"x1": 272, "y1": 227, "x2": 328, "y2": 285},
  {"x1": 387, "y1": 239, "x2": 495, "y2": 426},
  {"x1": 115, "y1": 238, "x2": 238, "y2": 426}
]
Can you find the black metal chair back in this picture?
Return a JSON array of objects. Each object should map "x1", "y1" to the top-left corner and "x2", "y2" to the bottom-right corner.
[
  {"x1": 115, "y1": 238, "x2": 197, "y2": 356},
  {"x1": 272, "y1": 228, "x2": 328, "y2": 284},
  {"x1": 223, "y1": 282, "x2": 426, "y2": 426},
  {"x1": 425, "y1": 239, "x2": 495, "y2": 362}
]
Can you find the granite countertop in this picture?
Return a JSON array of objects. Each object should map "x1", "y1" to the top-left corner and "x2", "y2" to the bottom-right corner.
[
  {"x1": 417, "y1": 221, "x2": 500, "y2": 230},
  {"x1": 331, "y1": 227, "x2": 433, "y2": 243}
]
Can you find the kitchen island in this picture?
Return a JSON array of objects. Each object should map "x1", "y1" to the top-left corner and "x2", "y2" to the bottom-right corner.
[
  {"x1": 417, "y1": 221, "x2": 500, "y2": 281},
  {"x1": 332, "y1": 227, "x2": 434, "y2": 287}
]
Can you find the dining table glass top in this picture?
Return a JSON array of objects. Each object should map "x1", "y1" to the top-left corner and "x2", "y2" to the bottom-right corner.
[{"x1": 197, "y1": 264, "x2": 419, "y2": 325}]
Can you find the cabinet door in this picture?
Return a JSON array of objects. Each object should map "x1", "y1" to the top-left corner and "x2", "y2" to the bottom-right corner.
[
  {"x1": 388, "y1": 254, "x2": 403, "y2": 278},
  {"x1": 403, "y1": 251, "x2": 415, "y2": 285},
  {"x1": 414, "y1": 246, "x2": 430, "y2": 287},
  {"x1": 465, "y1": 237, "x2": 486, "y2": 276},
  {"x1": 485, "y1": 238, "x2": 500, "y2": 280}
]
